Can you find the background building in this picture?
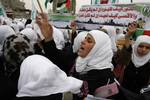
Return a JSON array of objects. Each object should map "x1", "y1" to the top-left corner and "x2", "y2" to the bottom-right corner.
[{"x1": 0, "y1": 0, "x2": 31, "y2": 18}]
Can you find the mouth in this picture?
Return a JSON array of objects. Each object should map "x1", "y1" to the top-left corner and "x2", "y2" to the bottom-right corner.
[
  {"x1": 78, "y1": 46, "x2": 84, "y2": 52},
  {"x1": 80, "y1": 46, "x2": 84, "y2": 50}
]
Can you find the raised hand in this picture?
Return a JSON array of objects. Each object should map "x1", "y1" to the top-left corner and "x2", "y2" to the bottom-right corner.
[
  {"x1": 70, "y1": 21, "x2": 77, "y2": 33},
  {"x1": 36, "y1": 13, "x2": 53, "y2": 42},
  {"x1": 126, "y1": 21, "x2": 138, "y2": 38},
  {"x1": 125, "y1": 21, "x2": 138, "y2": 47}
]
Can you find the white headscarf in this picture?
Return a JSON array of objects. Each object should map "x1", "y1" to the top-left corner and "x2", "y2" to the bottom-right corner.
[
  {"x1": 3, "y1": 17, "x2": 12, "y2": 25},
  {"x1": 33, "y1": 24, "x2": 65, "y2": 50},
  {"x1": 73, "y1": 31, "x2": 88, "y2": 53},
  {"x1": 17, "y1": 55, "x2": 83, "y2": 97},
  {"x1": 0, "y1": 16, "x2": 4, "y2": 25},
  {"x1": 101, "y1": 26, "x2": 117, "y2": 53},
  {"x1": 20, "y1": 27, "x2": 38, "y2": 45},
  {"x1": 53, "y1": 26, "x2": 65, "y2": 50},
  {"x1": 10, "y1": 23, "x2": 20, "y2": 33},
  {"x1": 25, "y1": 24, "x2": 33, "y2": 29},
  {"x1": 132, "y1": 35, "x2": 150, "y2": 68},
  {"x1": 33, "y1": 23, "x2": 45, "y2": 40},
  {"x1": 116, "y1": 28, "x2": 125, "y2": 40},
  {"x1": 17, "y1": 21, "x2": 25, "y2": 31},
  {"x1": 60, "y1": 29, "x2": 70, "y2": 43},
  {"x1": 0, "y1": 25, "x2": 15, "y2": 52},
  {"x1": 76, "y1": 30, "x2": 113, "y2": 73}
]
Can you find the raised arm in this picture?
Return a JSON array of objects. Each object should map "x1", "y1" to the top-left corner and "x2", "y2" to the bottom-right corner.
[
  {"x1": 36, "y1": 13, "x2": 53, "y2": 42},
  {"x1": 124, "y1": 21, "x2": 138, "y2": 48}
]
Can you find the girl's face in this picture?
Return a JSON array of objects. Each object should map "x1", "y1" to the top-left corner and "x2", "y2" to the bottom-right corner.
[
  {"x1": 137, "y1": 43, "x2": 150, "y2": 57},
  {"x1": 78, "y1": 34, "x2": 95, "y2": 58}
]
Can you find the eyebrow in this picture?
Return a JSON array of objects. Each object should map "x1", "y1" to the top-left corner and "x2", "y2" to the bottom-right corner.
[{"x1": 138, "y1": 44, "x2": 150, "y2": 48}]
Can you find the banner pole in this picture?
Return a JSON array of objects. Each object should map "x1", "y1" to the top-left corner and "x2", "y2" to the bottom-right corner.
[{"x1": 37, "y1": 0, "x2": 44, "y2": 13}]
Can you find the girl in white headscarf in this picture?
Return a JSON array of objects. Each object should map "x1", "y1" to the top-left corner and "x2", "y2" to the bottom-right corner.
[
  {"x1": 76, "y1": 30, "x2": 113, "y2": 72},
  {"x1": 121, "y1": 35, "x2": 150, "y2": 94},
  {"x1": 74, "y1": 30, "x2": 116, "y2": 99},
  {"x1": 132, "y1": 35, "x2": 150, "y2": 67},
  {"x1": 35, "y1": 14, "x2": 116, "y2": 99},
  {"x1": 15, "y1": 55, "x2": 83, "y2": 100},
  {"x1": 114, "y1": 21, "x2": 150, "y2": 95}
]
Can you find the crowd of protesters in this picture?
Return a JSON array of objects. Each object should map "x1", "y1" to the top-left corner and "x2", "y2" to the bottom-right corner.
[{"x1": 0, "y1": 12, "x2": 149, "y2": 100}]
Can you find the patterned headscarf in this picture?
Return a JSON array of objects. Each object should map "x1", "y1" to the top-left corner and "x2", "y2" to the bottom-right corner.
[
  {"x1": 0, "y1": 25, "x2": 15, "y2": 52},
  {"x1": 3, "y1": 34, "x2": 34, "y2": 68}
]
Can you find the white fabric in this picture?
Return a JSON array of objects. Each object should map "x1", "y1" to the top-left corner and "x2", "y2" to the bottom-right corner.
[
  {"x1": 53, "y1": 26, "x2": 65, "y2": 50},
  {"x1": 0, "y1": 25, "x2": 15, "y2": 51},
  {"x1": 17, "y1": 21, "x2": 25, "y2": 31},
  {"x1": 76, "y1": 30, "x2": 113, "y2": 73},
  {"x1": 10, "y1": 23, "x2": 20, "y2": 33},
  {"x1": 60, "y1": 29, "x2": 70, "y2": 43},
  {"x1": 116, "y1": 33, "x2": 125, "y2": 40},
  {"x1": 20, "y1": 27, "x2": 38, "y2": 44},
  {"x1": 33, "y1": 23, "x2": 65, "y2": 50},
  {"x1": 17, "y1": 55, "x2": 83, "y2": 97},
  {"x1": 25, "y1": 24, "x2": 33, "y2": 29},
  {"x1": 3, "y1": 17, "x2": 12, "y2": 25},
  {"x1": 73, "y1": 31, "x2": 88, "y2": 53},
  {"x1": 33, "y1": 23, "x2": 45, "y2": 40},
  {"x1": 0, "y1": 16, "x2": 4, "y2": 25},
  {"x1": 116, "y1": 28, "x2": 125, "y2": 40},
  {"x1": 132, "y1": 35, "x2": 150, "y2": 68},
  {"x1": 102, "y1": 26, "x2": 117, "y2": 53}
]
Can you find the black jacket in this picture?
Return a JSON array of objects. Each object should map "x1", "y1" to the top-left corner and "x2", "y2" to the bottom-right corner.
[
  {"x1": 43, "y1": 40, "x2": 77, "y2": 74},
  {"x1": 14, "y1": 93, "x2": 62, "y2": 100}
]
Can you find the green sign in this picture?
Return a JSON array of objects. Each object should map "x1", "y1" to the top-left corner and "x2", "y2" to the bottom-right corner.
[
  {"x1": 0, "y1": 8, "x2": 4, "y2": 16},
  {"x1": 142, "y1": 6, "x2": 150, "y2": 17},
  {"x1": 132, "y1": 28, "x2": 144, "y2": 41},
  {"x1": 49, "y1": 13, "x2": 76, "y2": 21}
]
